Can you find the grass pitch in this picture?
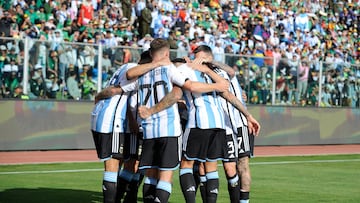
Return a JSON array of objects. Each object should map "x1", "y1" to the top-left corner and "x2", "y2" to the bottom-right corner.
[{"x1": 0, "y1": 154, "x2": 359, "y2": 203}]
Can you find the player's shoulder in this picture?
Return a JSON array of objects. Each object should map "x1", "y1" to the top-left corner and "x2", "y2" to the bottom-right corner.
[
  {"x1": 124, "y1": 63, "x2": 138, "y2": 70},
  {"x1": 177, "y1": 63, "x2": 190, "y2": 70}
]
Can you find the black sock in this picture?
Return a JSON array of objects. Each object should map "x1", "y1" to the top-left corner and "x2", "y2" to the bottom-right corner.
[
  {"x1": 116, "y1": 176, "x2": 131, "y2": 202},
  {"x1": 179, "y1": 168, "x2": 196, "y2": 203},
  {"x1": 124, "y1": 173, "x2": 142, "y2": 203},
  {"x1": 143, "y1": 177, "x2": 157, "y2": 203},
  {"x1": 199, "y1": 176, "x2": 207, "y2": 203},
  {"x1": 240, "y1": 191, "x2": 250, "y2": 201},
  {"x1": 227, "y1": 174, "x2": 240, "y2": 203},
  {"x1": 154, "y1": 180, "x2": 171, "y2": 203},
  {"x1": 103, "y1": 180, "x2": 117, "y2": 203},
  {"x1": 206, "y1": 171, "x2": 219, "y2": 203},
  {"x1": 193, "y1": 167, "x2": 201, "y2": 194}
]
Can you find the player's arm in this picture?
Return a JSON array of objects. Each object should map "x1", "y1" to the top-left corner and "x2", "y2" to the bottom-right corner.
[
  {"x1": 187, "y1": 57, "x2": 229, "y2": 84},
  {"x1": 126, "y1": 57, "x2": 173, "y2": 80},
  {"x1": 182, "y1": 80, "x2": 228, "y2": 93},
  {"x1": 138, "y1": 86, "x2": 183, "y2": 119},
  {"x1": 183, "y1": 61, "x2": 229, "y2": 93},
  {"x1": 220, "y1": 90, "x2": 261, "y2": 136},
  {"x1": 211, "y1": 60, "x2": 236, "y2": 79},
  {"x1": 94, "y1": 86, "x2": 122, "y2": 103}
]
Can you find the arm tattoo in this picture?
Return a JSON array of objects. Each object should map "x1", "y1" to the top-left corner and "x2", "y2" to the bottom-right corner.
[
  {"x1": 222, "y1": 92, "x2": 250, "y2": 117},
  {"x1": 151, "y1": 90, "x2": 181, "y2": 114}
]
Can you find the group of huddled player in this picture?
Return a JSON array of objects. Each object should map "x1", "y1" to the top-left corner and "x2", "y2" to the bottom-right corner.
[{"x1": 90, "y1": 38, "x2": 261, "y2": 203}]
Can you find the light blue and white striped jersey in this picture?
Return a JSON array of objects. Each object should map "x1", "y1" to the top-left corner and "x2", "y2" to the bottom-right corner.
[
  {"x1": 90, "y1": 63, "x2": 138, "y2": 133},
  {"x1": 230, "y1": 76, "x2": 248, "y2": 128},
  {"x1": 213, "y1": 68, "x2": 239, "y2": 135},
  {"x1": 177, "y1": 64, "x2": 225, "y2": 129},
  {"x1": 136, "y1": 64, "x2": 187, "y2": 139}
]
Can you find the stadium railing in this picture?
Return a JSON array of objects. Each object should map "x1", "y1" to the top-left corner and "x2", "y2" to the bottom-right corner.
[{"x1": 0, "y1": 37, "x2": 359, "y2": 108}]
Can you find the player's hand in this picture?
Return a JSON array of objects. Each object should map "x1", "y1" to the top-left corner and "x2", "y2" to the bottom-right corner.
[
  {"x1": 187, "y1": 58, "x2": 211, "y2": 73},
  {"x1": 242, "y1": 91, "x2": 247, "y2": 102},
  {"x1": 138, "y1": 105, "x2": 152, "y2": 119},
  {"x1": 216, "y1": 79, "x2": 230, "y2": 92},
  {"x1": 247, "y1": 115, "x2": 260, "y2": 136}
]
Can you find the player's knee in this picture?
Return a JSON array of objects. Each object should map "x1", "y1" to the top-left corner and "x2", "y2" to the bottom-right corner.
[
  {"x1": 105, "y1": 158, "x2": 121, "y2": 172},
  {"x1": 237, "y1": 157, "x2": 249, "y2": 172},
  {"x1": 223, "y1": 162, "x2": 237, "y2": 177}
]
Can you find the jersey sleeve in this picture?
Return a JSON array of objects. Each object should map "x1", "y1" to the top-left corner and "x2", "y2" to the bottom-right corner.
[
  {"x1": 169, "y1": 65, "x2": 188, "y2": 87},
  {"x1": 177, "y1": 64, "x2": 195, "y2": 81},
  {"x1": 121, "y1": 79, "x2": 138, "y2": 92}
]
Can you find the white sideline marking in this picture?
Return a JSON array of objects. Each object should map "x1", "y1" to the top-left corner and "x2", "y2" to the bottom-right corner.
[
  {"x1": 0, "y1": 168, "x2": 102, "y2": 175},
  {"x1": 249, "y1": 159, "x2": 360, "y2": 165},
  {"x1": 1, "y1": 159, "x2": 360, "y2": 175}
]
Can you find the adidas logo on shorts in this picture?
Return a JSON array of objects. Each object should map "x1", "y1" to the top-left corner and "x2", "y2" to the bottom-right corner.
[
  {"x1": 210, "y1": 188, "x2": 218, "y2": 194},
  {"x1": 186, "y1": 186, "x2": 196, "y2": 192}
]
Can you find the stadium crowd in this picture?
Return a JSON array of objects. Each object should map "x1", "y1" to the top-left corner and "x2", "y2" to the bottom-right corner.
[{"x1": 0, "y1": 0, "x2": 359, "y2": 107}]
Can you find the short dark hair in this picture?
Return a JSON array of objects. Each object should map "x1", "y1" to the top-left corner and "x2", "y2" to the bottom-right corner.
[
  {"x1": 69, "y1": 70, "x2": 77, "y2": 76},
  {"x1": 149, "y1": 38, "x2": 169, "y2": 55},
  {"x1": 193, "y1": 45, "x2": 212, "y2": 55},
  {"x1": 171, "y1": 58, "x2": 186, "y2": 63},
  {"x1": 139, "y1": 50, "x2": 152, "y2": 64}
]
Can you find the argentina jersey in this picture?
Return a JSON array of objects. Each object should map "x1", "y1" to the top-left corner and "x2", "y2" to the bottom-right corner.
[
  {"x1": 106, "y1": 63, "x2": 138, "y2": 87},
  {"x1": 214, "y1": 68, "x2": 238, "y2": 135},
  {"x1": 138, "y1": 64, "x2": 186, "y2": 139},
  {"x1": 91, "y1": 94, "x2": 127, "y2": 133},
  {"x1": 230, "y1": 76, "x2": 248, "y2": 128},
  {"x1": 177, "y1": 64, "x2": 225, "y2": 129},
  {"x1": 91, "y1": 63, "x2": 138, "y2": 134}
]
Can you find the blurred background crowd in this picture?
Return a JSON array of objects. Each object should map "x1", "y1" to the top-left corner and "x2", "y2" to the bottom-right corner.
[{"x1": 0, "y1": 0, "x2": 359, "y2": 107}]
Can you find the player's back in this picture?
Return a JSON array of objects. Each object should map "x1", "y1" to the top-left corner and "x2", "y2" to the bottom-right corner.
[
  {"x1": 177, "y1": 64, "x2": 225, "y2": 130},
  {"x1": 213, "y1": 68, "x2": 239, "y2": 135},
  {"x1": 229, "y1": 76, "x2": 248, "y2": 127},
  {"x1": 91, "y1": 63, "x2": 138, "y2": 133},
  {"x1": 137, "y1": 64, "x2": 184, "y2": 139},
  {"x1": 91, "y1": 95, "x2": 126, "y2": 133}
]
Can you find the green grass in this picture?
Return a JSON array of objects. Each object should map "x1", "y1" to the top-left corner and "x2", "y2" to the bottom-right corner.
[{"x1": 0, "y1": 154, "x2": 360, "y2": 203}]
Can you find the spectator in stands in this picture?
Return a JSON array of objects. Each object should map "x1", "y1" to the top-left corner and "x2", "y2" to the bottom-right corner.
[
  {"x1": 47, "y1": 50, "x2": 59, "y2": 79},
  {"x1": 45, "y1": 73, "x2": 59, "y2": 99},
  {"x1": 12, "y1": 85, "x2": 29, "y2": 99},
  {"x1": 0, "y1": 0, "x2": 358, "y2": 106},
  {"x1": 78, "y1": 0, "x2": 94, "y2": 26},
  {"x1": 30, "y1": 64, "x2": 47, "y2": 99},
  {"x1": 66, "y1": 70, "x2": 81, "y2": 100},
  {"x1": 298, "y1": 60, "x2": 310, "y2": 101}
]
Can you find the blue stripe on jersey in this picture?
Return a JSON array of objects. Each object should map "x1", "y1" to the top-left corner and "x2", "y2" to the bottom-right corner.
[
  {"x1": 106, "y1": 63, "x2": 137, "y2": 87},
  {"x1": 96, "y1": 99, "x2": 115, "y2": 132},
  {"x1": 192, "y1": 71, "x2": 225, "y2": 129},
  {"x1": 93, "y1": 96, "x2": 127, "y2": 133},
  {"x1": 138, "y1": 66, "x2": 181, "y2": 139},
  {"x1": 162, "y1": 70, "x2": 175, "y2": 138}
]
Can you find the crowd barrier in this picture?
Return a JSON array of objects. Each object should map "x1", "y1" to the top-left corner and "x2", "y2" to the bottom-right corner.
[
  {"x1": 0, "y1": 100, "x2": 359, "y2": 151},
  {"x1": 1, "y1": 37, "x2": 359, "y2": 107}
]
